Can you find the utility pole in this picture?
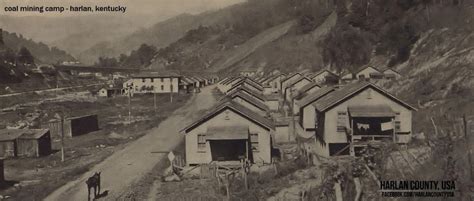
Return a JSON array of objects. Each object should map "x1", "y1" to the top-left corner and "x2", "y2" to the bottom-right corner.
[
  {"x1": 127, "y1": 84, "x2": 132, "y2": 123},
  {"x1": 60, "y1": 114, "x2": 65, "y2": 162},
  {"x1": 154, "y1": 92, "x2": 157, "y2": 114},
  {"x1": 54, "y1": 112, "x2": 65, "y2": 162}
]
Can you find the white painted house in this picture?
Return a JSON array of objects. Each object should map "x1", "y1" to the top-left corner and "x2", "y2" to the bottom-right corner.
[
  {"x1": 383, "y1": 69, "x2": 402, "y2": 80},
  {"x1": 311, "y1": 70, "x2": 339, "y2": 84},
  {"x1": 181, "y1": 101, "x2": 275, "y2": 165},
  {"x1": 355, "y1": 66, "x2": 383, "y2": 80},
  {"x1": 130, "y1": 72, "x2": 181, "y2": 94},
  {"x1": 307, "y1": 82, "x2": 417, "y2": 157},
  {"x1": 280, "y1": 73, "x2": 302, "y2": 93}
]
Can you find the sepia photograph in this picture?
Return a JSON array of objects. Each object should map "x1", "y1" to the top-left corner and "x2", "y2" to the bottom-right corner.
[{"x1": 0, "y1": 0, "x2": 473, "y2": 200}]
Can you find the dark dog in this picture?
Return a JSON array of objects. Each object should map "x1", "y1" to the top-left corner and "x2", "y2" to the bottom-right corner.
[{"x1": 86, "y1": 172, "x2": 101, "y2": 201}]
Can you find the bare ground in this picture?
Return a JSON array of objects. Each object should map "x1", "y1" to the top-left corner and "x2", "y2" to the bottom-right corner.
[{"x1": 44, "y1": 86, "x2": 217, "y2": 201}]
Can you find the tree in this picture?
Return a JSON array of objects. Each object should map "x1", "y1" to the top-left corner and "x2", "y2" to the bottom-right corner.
[{"x1": 16, "y1": 47, "x2": 35, "y2": 65}]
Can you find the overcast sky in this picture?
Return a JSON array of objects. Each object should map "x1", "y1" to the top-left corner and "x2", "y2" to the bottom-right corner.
[{"x1": 0, "y1": 0, "x2": 244, "y2": 18}]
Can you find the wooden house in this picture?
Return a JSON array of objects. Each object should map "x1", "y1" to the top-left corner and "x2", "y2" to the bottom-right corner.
[
  {"x1": 295, "y1": 87, "x2": 335, "y2": 133},
  {"x1": 308, "y1": 82, "x2": 416, "y2": 157},
  {"x1": 383, "y1": 69, "x2": 402, "y2": 80},
  {"x1": 311, "y1": 70, "x2": 339, "y2": 85},
  {"x1": 16, "y1": 129, "x2": 52, "y2": 157},
  {"x1": 0, "y1": 130, "x2": 22, "y2": 158},
  {"x1": 226, "y1": 79, "x2": 263, "y2": 94},
  {"x1": 355, "y1": 66, "x2": 382, "y2": 80},
  {"x1": 222, "y1": 91, "x2": 270, "y2": 116},
  {"x1": 98, "y1": 87, "x2": 122, "y2": 97},
  {"x1": 291, "y1": 82, "x2": 321, "y2": 114},
  {"x1": 181, "y1": 101, "x2": 275, "y2": 165},
  {"x1": 280, "y1": 73, "x2": 302, "y2": 93},
  {"x1": 283, "y1": 76, "x2": 313, "y2": 103},
  {"x1": 266, "y1": 74, "x2": 286, "y2": 92},
  {"x1": 47, "y1": 114, "x2": 99, "y2": 138},
  {"x1": 130, "y1": 72, "x2": 181, "y2": 94}
]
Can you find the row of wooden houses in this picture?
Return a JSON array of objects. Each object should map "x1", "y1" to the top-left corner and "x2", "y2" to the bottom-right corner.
[
  {"x1": 99, "y1": 72, "x2": 220, "y2": 97},
  {"x1": 182, "y1": 68, "x2": 415, "y2": 167}
]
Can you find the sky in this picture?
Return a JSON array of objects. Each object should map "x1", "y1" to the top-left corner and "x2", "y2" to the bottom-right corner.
[{"x1": 0, "y1": 0, "x2": 244, "y2": 18}]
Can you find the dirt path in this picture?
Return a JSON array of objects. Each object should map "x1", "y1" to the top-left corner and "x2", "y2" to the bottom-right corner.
[{"x1": 44, "y1": 86, "x2": 217, "y2": 201}]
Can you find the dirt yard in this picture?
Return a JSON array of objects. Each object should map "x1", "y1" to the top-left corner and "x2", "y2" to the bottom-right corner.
[
  {"x1": 0, "y1": 88, "x2": 192, "y2": 200},
  {"x1": 42, "y1": 85, "x2": 218, "y2": 200}
]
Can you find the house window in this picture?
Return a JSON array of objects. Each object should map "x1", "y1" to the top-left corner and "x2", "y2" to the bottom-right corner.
[
  {"x1": 395, "y1": 121, "x2": 401, "y2": 132},
  {"x1": 197, "y1": 134, "x2": 206, "y2": 151},
  {"x1": 161, "y1": 85, "x2": 164, "y2": 91},
  {"x1": 337, "y1": 111, "x2": 346, "y2": 132},
  {"x1": 142, "y1": 78, "x2": 146, "y2": 82},
  {"x1": 151, "y1": 78, "x2": 154, "y2": 83},
  {"x1": 250, "y1": 133, "x2": 259, "y2": 151},
  {"x1": 367, "y1": 89, "x2": 372, "y2": 99}
]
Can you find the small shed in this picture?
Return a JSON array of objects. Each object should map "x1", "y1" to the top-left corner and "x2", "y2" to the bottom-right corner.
[
  {"x1": 98, "y1": 87, "x2": 122, "y2": 97},
  {"x1": 47, "y1": 114, "x2": 99, "y2": 138},
  {"x1": 0, "y1": 130, "x2": 22, "y2": 158},
  {"x1": 17, "y1": 129, "x2": 52, "y2": 157}
]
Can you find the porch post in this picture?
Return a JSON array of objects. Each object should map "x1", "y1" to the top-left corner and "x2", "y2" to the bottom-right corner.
[
  {"x1": 392, "y1": 117, "x2": 396, "y2": 143},
  {"x1": 349, "y1": 116, "x2": 354, "y2": 156}
]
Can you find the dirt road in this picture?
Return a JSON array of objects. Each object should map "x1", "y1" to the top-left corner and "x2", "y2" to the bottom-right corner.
[{"x1": 44, "y1": 86, "x2": 217, "y2": 201}]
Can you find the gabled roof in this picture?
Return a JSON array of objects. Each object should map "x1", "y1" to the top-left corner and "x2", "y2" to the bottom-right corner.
[
  {"x1": 218, "y1": 77, "x2": 232, "y2": 84},
  {"x1": 284, "y1": 76, "x2": 313, "y2": 91},
  {"x1": 311, "y1": 70, "x2": 339, "y2": 79},
  {"x1": 355, "y1": 66, "x2": 380, "y2": 75},
  {"x1": 0, "y1": 129, "x2": 25, "y2": 141},
  {"x1": 260, "y1": 75, "x2": 277, "y2": 84},
  {"x1": 296, "y1": 87, "x2": 335, "y2": 108},
  {"x1": 312, "y1": 81, "x2": 417, "y2": 112},
  {"x1": 382, "y1": 68, "x2": 401, "y2": 75},
  {"x1": 181, "y1": 101, "x2": 274, "y2": 133},
  {"x1": 227, "y1": 86, "x2": 266, "y2": 102},
  {"x1": 222, "y1": 76, "x2": 243, "y2": 85},
  {"x1": 19, "y1": 129, "x2": 50, "y2": 139},
  {"x1": 230, "y1": 79, "x2": 263, "y2": 92},
  {"x1": 265, "y1": 73, "x2": 285, "y2": 84},
  {"x1": 295, "y1": 82, "x2": 321, "y2": 97},
  {"x1": 280, "y1": 72, "x2": 302, "y2": 84},
  {"x1": 0, "y1": 129, "x2": 49, "y2": 141},
  {"x1": 225, "y1": 91, "x2": 269, "y2": 112}
]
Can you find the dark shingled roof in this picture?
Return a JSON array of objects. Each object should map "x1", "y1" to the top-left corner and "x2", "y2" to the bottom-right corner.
[
  {"x1": 0, "y1": 129, "x2": 24, "y2": 141},
  {"x1": 206, "y1": 125, "x2": 249, "y2": 140},
  {"x1": 312, "y1": 81, "x2": 417, "y2": 112},
  {"x1": 283, "y1": 76, "x2": 313, "y2": 91},
  {"x1": 296, "y1": 87, "x2": 335, "y2": 108},
  {"x1": 293, "y1": 82, "x2": 321, "y2": 99},
  {"x1": 227, "y1": 86, "x2": 266, "y2": 102},
  {"x1": 0, "y1": 129, "x2": 49, "y2": 141},
  {"x1": 222, "y1": 76, "x2": 243, "y2": 85},
  {"x1": 264, "y1": 74, "x2": 285, "y2": 84},
  {"x1": 280, "y1": 72, "x2": 302, "y2": 85},
  {"x1": 310, "y1": 70, "x2": 339, "y2": 79},
  {"x1": 227, "y1": 91, "x2": 269, "y2": 112},
  {"x1": 229, "y1": 79, "x2": 263, "y2": 92},
  {"x1": 181, "y1": 100, "x2": 275, "y2": 133}
]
